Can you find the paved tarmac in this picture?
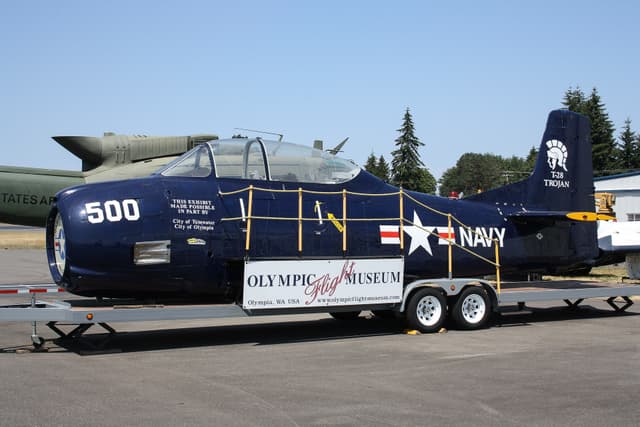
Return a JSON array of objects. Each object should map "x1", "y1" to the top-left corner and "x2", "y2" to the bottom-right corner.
[{"x1": 0, "y1": 250, "x2": 639, "y2": 426}]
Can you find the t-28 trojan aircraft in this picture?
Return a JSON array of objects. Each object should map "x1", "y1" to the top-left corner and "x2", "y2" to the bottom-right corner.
[{"x1": 46, "y1": 110, "x2": 600, "y2": 330}]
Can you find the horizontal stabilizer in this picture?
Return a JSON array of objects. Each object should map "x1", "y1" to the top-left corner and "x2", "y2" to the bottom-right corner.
[
  {"x1": 598, "y1": 221, "x2": 640, "y2": 253},
  {"x1": 508, "y1": 211, "x2": 613, "y2": 223}
]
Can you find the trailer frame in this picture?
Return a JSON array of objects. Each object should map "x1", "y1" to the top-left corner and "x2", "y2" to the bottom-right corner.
[{"x1": 1, "y1": 278, "x2": 638, "y2": 349}]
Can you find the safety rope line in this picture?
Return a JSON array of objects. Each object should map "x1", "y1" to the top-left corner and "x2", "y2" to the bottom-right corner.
[
  {"x1": 403, "y1": 192, "x2": 500, "y2": 244},
  {"x1": 221, "y1": 185, "x2": 493, "y2": 245},
  {"x1": 402, "y1": 218, "x2": 499, "y2": 267},
  {"x1": 219, "y1": 186, "x2": 402, "y2": 197},
  {"x1": 220, "y1": 216, "x2": 403, "y2": 222}
]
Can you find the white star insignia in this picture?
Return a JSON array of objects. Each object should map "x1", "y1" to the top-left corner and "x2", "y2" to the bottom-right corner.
[{"x1": 404, "y1": 211, "x2": 435, "y2": 256}]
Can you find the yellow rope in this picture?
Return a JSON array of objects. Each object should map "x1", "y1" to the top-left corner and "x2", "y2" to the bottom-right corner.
[
  {"x1": 218, "y1": 185, "x2": 500, "y2": 270},
  {"x1": 221, "y1": 216, "x2": 402, "y2": 222},
  {"x1": 220, "y1": 186, "x2": 401, "y2": 197},
  {"x1": 403, "y1": 192, "x2": 499, "y2": 244},
  {"x1": 346, "y1": 190, "x2": 402, "y2": 197},
  {"x1": 403, "y1": 218, "x2": 499, "y2": 267}
]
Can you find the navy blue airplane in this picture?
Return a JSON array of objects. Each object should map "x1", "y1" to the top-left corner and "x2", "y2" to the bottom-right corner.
[{"x1": 46, "y1": 110, "x2": 598, "y2": 302}]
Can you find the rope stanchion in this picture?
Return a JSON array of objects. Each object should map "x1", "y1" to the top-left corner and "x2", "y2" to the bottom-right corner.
[
  {"x1": 495, "y1": 242, "x2": 501, "y2": 294},
  {"x1": 298, "y1": 188, "x2": 303, "y2": 253},
  {"x1": 219, "y1": 184, "x2": 501, "y2": 285},
  {"x1": 447, "y1": 214, "x2": 453, "y2": 280},
  {"x1": 342, "y1": 189, "x2": 347, "y2": 252},
  {"x1": 245, "y1": 185, "x2": 254, "y2": 251},
  {"x1": 399, "y1": 188, "x2": 404, "y2": 251}
]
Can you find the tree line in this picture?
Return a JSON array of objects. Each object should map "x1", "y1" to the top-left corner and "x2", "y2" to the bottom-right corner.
[
  {"x1": 564, "y1": 87, "x2": 639, "y2": 175},
  {"x1": 367, "y1": 88, "x2": 638, "y2": 197}
]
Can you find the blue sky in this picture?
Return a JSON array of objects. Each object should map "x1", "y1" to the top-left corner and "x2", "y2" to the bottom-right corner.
[{"x1": 2, "y1": 1, "x2": 639, "y2": 180}]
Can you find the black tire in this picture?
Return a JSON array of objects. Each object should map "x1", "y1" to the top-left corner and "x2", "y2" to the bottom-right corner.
[
  {"x1": 405, "y1": 288, "x2": 447, "y2": 333},
  {"x1": 451, "y1": 286, "x2": 491, "y2": 330},
  {"x1": 329, "y1": 311, "x2": 361, "y2": 320}
]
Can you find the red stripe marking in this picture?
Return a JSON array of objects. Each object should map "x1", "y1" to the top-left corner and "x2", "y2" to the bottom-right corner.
[
  {"x1": 380, "y1": 231, "x2": 400, "y2": 238},
  {"x1": 0, "y1": 289, "x2": 18, "y2": 294},
  {"x1": 29, "y1": 289, "x2": 48, "y2": 293},
  {"x1": 438, "y1": 233, "x2": 456, "y2": 238}
]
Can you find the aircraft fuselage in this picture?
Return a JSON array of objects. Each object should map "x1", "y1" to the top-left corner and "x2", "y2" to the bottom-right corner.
[{"x1": 47, "y1": 118, "x2": 598, "y2": 300}]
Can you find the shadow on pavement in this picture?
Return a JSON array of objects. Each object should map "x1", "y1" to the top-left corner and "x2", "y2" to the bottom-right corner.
[{"x1": 2, "y1": 303, "x2": 636, "y2": 355}]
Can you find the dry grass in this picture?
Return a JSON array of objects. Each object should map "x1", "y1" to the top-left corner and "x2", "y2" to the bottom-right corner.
[
  {"x1": 0, "y1": 230, "x2": 45, "y2": 249},
  {"x1": 545, "y1": 264, "x2": 640, "y2": 284}
]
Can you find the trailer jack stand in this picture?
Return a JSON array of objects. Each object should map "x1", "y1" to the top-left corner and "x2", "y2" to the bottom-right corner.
[
  {"x1": 563, "y1": 299, "x2": 584, "y2": 310},
  {"x1": 606, "y1": 296, "x2": 634, "y2": 312},
  {"x1": 46, "y1": 321, "x2": 117, "y2": 350},
  {"x1": 29, "y1": 295, "x2": 47, "y2": 351}
]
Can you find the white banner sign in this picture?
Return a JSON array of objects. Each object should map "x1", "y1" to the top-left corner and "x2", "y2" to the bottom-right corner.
[{"x1": 243, "y1": 258, "x2": 404, "y2": 309}]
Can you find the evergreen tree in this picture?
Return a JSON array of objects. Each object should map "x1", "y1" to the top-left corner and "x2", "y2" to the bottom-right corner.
[
  {"x1": 525, "y1": 146, "x2": 538, "y2": 172},
  {"x1": 618, "y1": 118, "x2": 638, "y2": 171},
  {"x1": 377, "y1": 155, "x2": 390, "y2": 182},
  {"x1": 391, "y1": 108, "x2": 432, "y2": 191},
  {"x1": 364, "y1": 152, "x2": 392, "y2": 181},
  {"x1": 562, "y1": 86, "x2": 587, "y2": 113},
  {"x1": 585, "y1": 88, "x2": 617, "y2": 175},
  {"x1": 562, "y1": 87, "x2": 617, "y2": 176},
  {"x1": 636, "y1": 132, "x2": 640, "y2": 168},
  {"x1": 364, "y1": 153, "x2": 379, "y2": 176}
]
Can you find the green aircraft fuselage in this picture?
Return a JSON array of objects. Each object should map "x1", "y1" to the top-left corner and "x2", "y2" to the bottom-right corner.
[
  {"x1": 0, "y1": 167, "x2": 83, "y2": 226},
  {"x1": 0, "y1": 133, "x2": 218, "y2": 227}
]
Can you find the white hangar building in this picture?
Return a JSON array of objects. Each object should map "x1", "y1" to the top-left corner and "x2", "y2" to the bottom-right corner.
[{"x1": 594, "y1": 171, "x2": 640, "y2": 221}]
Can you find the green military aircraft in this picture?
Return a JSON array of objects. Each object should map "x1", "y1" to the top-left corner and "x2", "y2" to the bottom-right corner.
[{"x1": 0, "y1": 133, "x2": 218, "y2": 226}]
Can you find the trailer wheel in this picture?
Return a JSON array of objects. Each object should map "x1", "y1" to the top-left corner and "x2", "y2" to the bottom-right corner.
[
  {"x1": 31, "y1": 335, "x2": 45, "y2": 350},
  {"x1": 451, "y1": 286, "x2": 490, "y2": 330},
  {"x1": 329, "y1": 311, "x2": 361, "y2": 320},
  {"x1": 406, "y1": 288, "x2": 446, "y2": 333}
]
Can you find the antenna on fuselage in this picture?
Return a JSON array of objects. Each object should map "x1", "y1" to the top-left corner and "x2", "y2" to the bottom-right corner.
[{"x1": 234, "y1": 128, "x2": 283, "y2": 142}]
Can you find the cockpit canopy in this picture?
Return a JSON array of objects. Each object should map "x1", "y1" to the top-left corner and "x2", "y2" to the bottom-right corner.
[{"x1": 159, "y1": 138, "x2": 361, "y2": 184}]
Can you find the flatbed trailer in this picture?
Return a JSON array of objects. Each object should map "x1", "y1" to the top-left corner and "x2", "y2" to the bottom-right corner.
[{"x1": 1, "y1": 278, "x2": 638, "y2": 350}]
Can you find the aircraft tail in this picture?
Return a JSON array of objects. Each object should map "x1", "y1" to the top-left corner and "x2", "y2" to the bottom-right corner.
[
  {"x1": 468, "y1": 109, "x2": 594, "y2": 213},
  {"x1": 468, "y1": 109, "x2": 598, "y2": 269}
]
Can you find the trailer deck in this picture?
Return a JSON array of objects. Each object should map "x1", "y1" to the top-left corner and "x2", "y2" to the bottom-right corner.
[
  {"x1": 1, "y1": 280, "x2": 638, "y2": 349},
  {"x1": 497, "y1": 280, "x2": 636, "y2": 310}
]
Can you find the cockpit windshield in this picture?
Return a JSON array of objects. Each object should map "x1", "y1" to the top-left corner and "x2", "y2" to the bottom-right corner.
[
  {"x1": 210, "y1": 139, "x2": 360, "y2": 184},
  {"x1": 159, "y1": 144, "x2": 212, "y2": 177},
  {"x1": 157, "y1": 139, "x2": 361, "y2": 184}
]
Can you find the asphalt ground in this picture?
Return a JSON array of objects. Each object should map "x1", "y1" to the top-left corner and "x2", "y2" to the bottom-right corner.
[{"x1": 0, "y1": 250, "x2": 639, "y2": 426}]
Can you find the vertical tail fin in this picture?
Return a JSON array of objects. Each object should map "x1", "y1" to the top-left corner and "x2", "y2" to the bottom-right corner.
[
  {"x1": 469, "y1": 109, "x2": 594, "y2": 212},
  {"x1": 526, "y1": 109, "x2": 593, "y2": 211}
]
